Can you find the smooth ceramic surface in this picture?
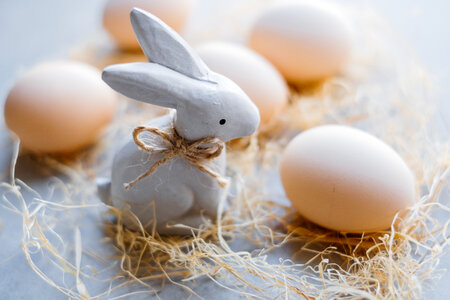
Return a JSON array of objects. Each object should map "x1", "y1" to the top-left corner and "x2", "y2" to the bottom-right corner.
[{"x1": 100, "y1": 8, "x2": 259, "y2": 234}]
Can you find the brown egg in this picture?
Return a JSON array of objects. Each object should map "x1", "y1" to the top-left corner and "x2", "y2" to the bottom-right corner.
[
  {"x1": 196, "y1": 42, "x2": 288, "y2": 124},
  {"x1": 280, "y1": 125, "x2": 415, "y2": 232},
  {"x1": 249, "y1": 1, "x2": 352, "y2": 84},
  {"x1": 103, "y1": 0, "x2": 195, "y2": 51},
  {"x1": 4, "y1": 61, "x2": 117, "y2": 153}
]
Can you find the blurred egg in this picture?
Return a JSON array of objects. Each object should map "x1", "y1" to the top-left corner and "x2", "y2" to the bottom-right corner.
[
  {"x1": 103, "y1": 0, "x2": 195, "y2": 50},
  {"x1": 249, "y1": 1, "x2": 352, "y2": 84},
  {"x1": 280, "y1": 125, "x2": 415, "y2": 232},
  {"x1": 4, "y1": 61, "x2": 117, "y2": 153},
  {"x1": 196, "y1": 42, "x2": 288, "y2": 124}
]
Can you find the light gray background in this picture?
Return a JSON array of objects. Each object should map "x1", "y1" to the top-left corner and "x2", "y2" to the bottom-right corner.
[{"x1": 0, "y1": 0, "x2": 449, "y2": 299}]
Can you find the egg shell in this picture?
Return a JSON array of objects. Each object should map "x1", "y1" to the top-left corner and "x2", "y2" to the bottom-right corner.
[
  {"x1": 103, "y1": 0, "x2": 195, "y2": 50},
  {"x1": 280, "y1": 125, "x2": 415, "y2": 232},
  {"x1": 249, "y1": 1, "x2": 352, "y2": 84},
  {"x1": 4, "y1": 61, "x2": 117, "y2": 153},
  {"x1": 196, "y1": 42, "x2": 288, "y2": 124}
]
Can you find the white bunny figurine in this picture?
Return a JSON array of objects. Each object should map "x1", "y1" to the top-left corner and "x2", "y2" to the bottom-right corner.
[{"x1": 97, "y1": 8, "x2": 260, "y2": 235}]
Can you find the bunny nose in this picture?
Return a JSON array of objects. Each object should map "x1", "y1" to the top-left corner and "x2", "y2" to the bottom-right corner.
[{"x1": 245, "y1": 102, "x2": 260, "y2": 136}]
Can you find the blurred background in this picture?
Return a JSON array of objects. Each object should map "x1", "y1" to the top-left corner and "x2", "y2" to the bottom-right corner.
[{"x1": 1, "y1": 0, "x2": 449, "y2": 128}]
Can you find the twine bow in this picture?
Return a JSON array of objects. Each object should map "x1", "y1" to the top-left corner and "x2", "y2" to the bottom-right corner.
[{"x1": 124, "y1": 126, "x2": 228, "y2": 190}]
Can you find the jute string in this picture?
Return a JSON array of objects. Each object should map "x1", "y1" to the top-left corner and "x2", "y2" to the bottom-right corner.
[{"x1": 124, "y1": 126, "x2": 228, "y2": 190}]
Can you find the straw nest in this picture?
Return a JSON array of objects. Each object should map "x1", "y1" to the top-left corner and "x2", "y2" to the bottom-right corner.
[{"x1": 1, "y1": 1, "x2": 448, "y2": 299}]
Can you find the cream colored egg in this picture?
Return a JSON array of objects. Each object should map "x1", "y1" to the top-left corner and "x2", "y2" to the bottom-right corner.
[
  {"x1": 4, "y1": 61, "x2": 117, "y2": 153},
  {"x1": 280, "y1": 125, "x2": 415, "y2": 232},
  {"x1": 249, "y1": 1, "x2": 352, "y2": 84},
  {"x1": 196, "y1": 42, "x2": 288, "y2": 124},
  {"x1": 103, "y1": 0, "x2": 195, "y2": 50}
]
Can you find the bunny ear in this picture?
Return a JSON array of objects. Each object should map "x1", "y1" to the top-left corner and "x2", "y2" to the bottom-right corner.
[
  {"x1": 130, "y1": 7, "x2": 211, "y2": 82},
  {"x1": 102, "y1": 62, "x2": 208, "y2": 108}
]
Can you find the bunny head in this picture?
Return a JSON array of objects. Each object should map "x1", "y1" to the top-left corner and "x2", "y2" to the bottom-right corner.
[{"x1": 102, "y1": 8, "x2": 260, "y2": 142}]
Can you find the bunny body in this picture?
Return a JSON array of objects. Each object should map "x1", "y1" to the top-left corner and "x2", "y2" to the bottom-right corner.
[
  {"x1": 106, "y1": 113, "x2": 226, "y2": 234},
  {"x1": 99, "y1": 8, "x2": 260, "y2": 235}
]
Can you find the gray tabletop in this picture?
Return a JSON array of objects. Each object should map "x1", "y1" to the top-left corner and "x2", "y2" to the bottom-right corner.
[{"x1": 1, "y1": 0, "x2": 449, "y2": 299}]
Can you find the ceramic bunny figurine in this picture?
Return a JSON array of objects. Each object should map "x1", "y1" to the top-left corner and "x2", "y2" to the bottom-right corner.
[{"x1": 97, "y1": 8, "x2": 260, "y2": 235}]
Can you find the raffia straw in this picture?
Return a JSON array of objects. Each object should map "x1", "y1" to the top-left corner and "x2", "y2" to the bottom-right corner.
[{"x1": 4, "y1": 137, "x2": 449, "y2": 299}]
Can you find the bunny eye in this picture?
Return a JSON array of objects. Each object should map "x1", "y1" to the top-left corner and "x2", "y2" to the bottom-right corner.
[{"x1": 219, "y1": 119, "x2": 226, "y2": 125}]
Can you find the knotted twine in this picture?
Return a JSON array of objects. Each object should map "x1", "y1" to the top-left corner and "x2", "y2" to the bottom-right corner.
[{"x1": 124, "y1": 126, "x2": 228, "y2": 190}]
